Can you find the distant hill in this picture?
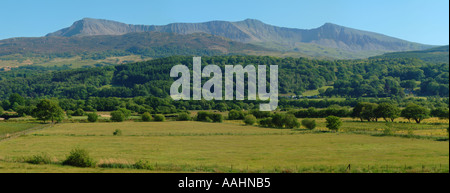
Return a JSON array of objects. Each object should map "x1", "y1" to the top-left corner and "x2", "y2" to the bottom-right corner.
[
  {"x1": 46, "y1": 18, "x2": 435, "y2": 58},
  {"x1": 0, "y1": 31, "x2": 268, "y2": 56},
  {"x1": 370, "y1": 45, "x2": 449, "y2": 63}
]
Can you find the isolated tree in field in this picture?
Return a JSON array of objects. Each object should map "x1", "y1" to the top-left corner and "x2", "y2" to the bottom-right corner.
[
  {"x1": 32, "y1": 99, "x2": 64, "y2": 123},
  {"x1": 243, "y1": 114, "x2": 257, "y2": 125},
  {"x1": 141, "y1": 112, "x2": 152, "y2": 122},
  {"x1": 301, "y1": 119, "x2": 316, "y2": 130},
  {"x1": 326, "y1": 116, "x2": 342, "y2": 132},
  {"x1": 375, "y1": 103, "x2": 400, "y2": 122},
  {"x1": 87, "y1": 112, "x2": 98, "y2": 122},
  {"x1": 110, "y1": 111, "x2": 125, "y2": 122},
  {"x1": 401, "y1": 103, "x2": 429, "y2": 124}
]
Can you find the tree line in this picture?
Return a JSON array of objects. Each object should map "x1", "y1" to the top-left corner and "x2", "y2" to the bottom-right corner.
[{"x1": 0, "y1": 56, "x2": 448, "y2": 100}]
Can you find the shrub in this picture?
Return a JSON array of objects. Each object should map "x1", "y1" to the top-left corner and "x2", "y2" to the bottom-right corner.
[
  {"x1": 153, "y1": 114, "x2": 165, "y2": 122},
  {"x1": 210, "y1": 113, "x2": 223, "y2": 123},
  {"x1": 301, "y1": 119, "x2": 316, "y2": 130},
  {"x1": 258, "y1": 117, "x2": 273, "y2": 127},
  {"x1": 141, "y1": 112, "x2": 152, "y2": 122},
  {"x1": 284, "y1": 114, "x2": 300, "y2": 128},
  {"x1": 196, "y1": 111, "x2": 222, "y2": 122},
  {"x1": 196, "y1": 111, "x2": 211, "y2": 122},
  {"x1": 271, "y1": 113, "x2": 285, "y2": 128},
  {"x1": 110, "y1": 111, "x2": 125, "y2": 122},
  {"x1": 25, "y1": 153, "x2": 54, "y2": 165},
  {"x1": 134, "y1": 159, "x2": 153, "y2": 170},
  {"x1": 250, "y1": 109, "x2": 271, "y2": 118},
  {"x1": 326, "y1": 116, "x2": 342, "y2": 132},
  {"x1": 205, "y1": 116, "x2": 213, "y2": 122},
  {"x1": 243, "y1": 115, "x2": 257, "y2": 125},
  {"x1": 118, "y1": 108, "x2": 132, "y2": 119},
  {"x1": 228, "y1": 110, "x2": 245, "y2": 120},
  {"x1": 66, "y1": 110, "x2": 73, "y2": 118},
  {"x1": 177, "y1": 112, "x2": 191, "y2": 121},
  {"x1": 62, "y1": 148, "x2": 96, "y2": 167},
  {"x1": 113, "y1": 129, "x2": 122, "y2": 136},
  {"x1": 73, "y1": 108, "x2": 85, "y2": 116},
  {"x1": 87, "y1": 112, "x2": 98, "y2": 122}
]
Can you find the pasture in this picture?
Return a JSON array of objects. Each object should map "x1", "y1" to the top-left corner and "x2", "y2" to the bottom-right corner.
[{"x1": 0, "y1": 119, "x2": 448, "y2": 173}]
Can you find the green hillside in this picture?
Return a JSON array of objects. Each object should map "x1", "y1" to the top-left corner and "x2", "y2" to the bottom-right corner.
[
  {"x1": 0, "y1": 55, "x2": 447, "y2": 100},
  {"x1": 370, "y1": 45, "x2": 449, "y2": 63}
]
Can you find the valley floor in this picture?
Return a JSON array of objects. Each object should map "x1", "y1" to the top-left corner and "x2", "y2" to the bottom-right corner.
[{"x1": 0, "y1": 120, "x2": 448, "y2": 173}]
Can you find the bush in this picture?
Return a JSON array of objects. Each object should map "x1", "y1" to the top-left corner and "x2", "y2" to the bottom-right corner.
[
  {"x1": 228, "y1": 110, "x2": 245, "y2": 120},
  {"x1": 196, "y1": 111, "x2": 222, "y2": 122},
  {"x1": 66, "y1": 110, "x2": 73, "y2": 118},
  {"x1": 284, "y1": 114, "x2": 300, "y2": 128},
  {"x1": 73, "y1": 108, "x2": 85, "y2": 116},
  {"x1": 110, "y1": 111, "x2": 125, "y2": 122},
  {"x1": 62, "y1": 148, "x2": 96, "y2": 167},
  {"x1": 196, "y1": 111, "x2": 211, "y2": 122},
  {"x1": 250, "y1": 109, "x2": 271, "y2": 118},
  {"x1": 177, "y1": 112, "x2": 191, "y2": 121},
  {"x1": 118, "y1": 108, "x2": 132, "y2": 119},
  {"x1": 258, "y1": 117, "x2": 273, "y2": 127},
  {"x1": 87, "y1": 112, "x2": 98, "y2": 122},
  {"x1": 271, "y1": 113, "x2": 285, "y2": 128},
  {"x1": 326, "y1": 116, "x2": 342, "y2": 132},
  {"x1": 141, "y1": 112, "x2": 152, "y2": 122},
  {"x1": 210, "y1": 113, "x2": 223, "y2": 123},
  {"x1": 301, "y1": 119, "x2": 316, "y2": 130},
  {"x1": 153, "y1": 114, "x2": 165, "y2": 122},
  {"x1": 25, "y1": 153, "x2": 54, "y2": 165},
  {"x1": 243, "y1": 115, "x2": 257, "y2": 125},
  {"x1": 113, "y1": 129, "x2": 122, "y2": 136},
  {"x1": 134, "y1": 160, "x2": 153, "y2": 170}
]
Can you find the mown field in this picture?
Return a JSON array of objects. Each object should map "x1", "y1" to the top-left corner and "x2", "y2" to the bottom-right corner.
[{"x1": 0, "y1": 119, "x2": 448, "y2": 173}]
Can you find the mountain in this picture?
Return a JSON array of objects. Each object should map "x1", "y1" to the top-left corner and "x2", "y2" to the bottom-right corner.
[
  {"x1": 0, "y1": 31, "x2": 268, "y2": 56},
  {"x1": 370, "y1": 45, "x2": 449, "y2": 63},
  {"x1": 46, "y1": 18, "x2": 435, "y2": 58}
]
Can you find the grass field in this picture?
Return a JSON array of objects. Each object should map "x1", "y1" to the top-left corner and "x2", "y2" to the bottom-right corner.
[{"x1": 0, "y1": 120, "x2": 448, "y2": 173}]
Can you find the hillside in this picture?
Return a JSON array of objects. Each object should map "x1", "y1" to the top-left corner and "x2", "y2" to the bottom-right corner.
[
  {"x1": 0, "y1": 31, "x2": 267, "y2": 56},
  {"x1": 46, "y1": 18, "x2": 435, "y2": 58},
  {"x1": 370, "y1": 45, "x2": 449, "y2": 63},
  {"x1": 0, "y1": 31, "x2": 272, "y2": 69},
  {"x1": 0, "y1": 55, "x2": 447, "y2": 100}
]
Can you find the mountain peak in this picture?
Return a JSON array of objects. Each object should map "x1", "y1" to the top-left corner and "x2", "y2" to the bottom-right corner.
[{"x1": 44, "y1": 18, "x2": 435, "y2": 58}]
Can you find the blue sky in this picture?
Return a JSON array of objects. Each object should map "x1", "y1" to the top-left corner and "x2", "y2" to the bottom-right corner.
[{"x1": 1, "y1": 0, "x2": 448, "y2": 45}]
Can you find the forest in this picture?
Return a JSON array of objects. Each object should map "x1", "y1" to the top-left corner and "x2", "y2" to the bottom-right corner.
[{"x1": 0, "y1": 55, "x2": 448, "y2": 100}]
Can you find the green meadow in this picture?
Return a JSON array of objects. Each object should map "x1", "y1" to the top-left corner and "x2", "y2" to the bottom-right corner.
[{"x1": 0, "y1": 119, "x2": 448, "y2": 173}]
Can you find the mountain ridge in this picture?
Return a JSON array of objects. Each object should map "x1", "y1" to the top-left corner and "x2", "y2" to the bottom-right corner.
[{"x1": 46, "y1": 18, "x2": 435, "y2": 56}]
